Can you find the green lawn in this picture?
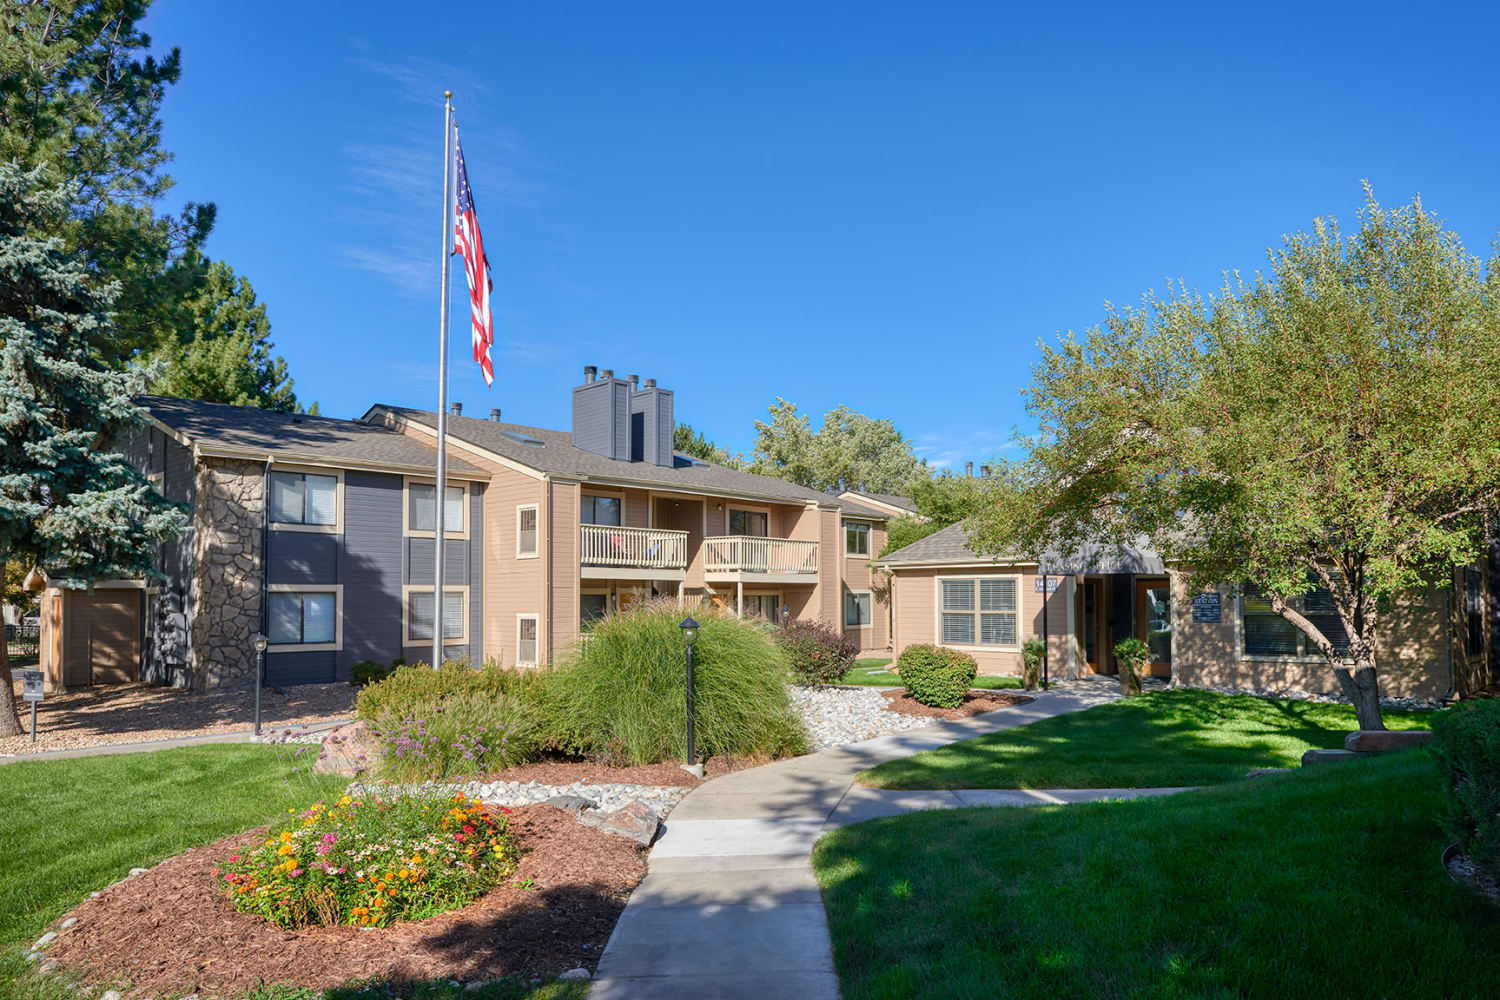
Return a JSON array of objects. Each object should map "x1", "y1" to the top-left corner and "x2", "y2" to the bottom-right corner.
[
  {"x1": 840, "y1": 660, "x2": 1023, "y2": 691},
  {"x1": 815, "y1": 751, "x2": 1499, "y2": 1000},
  {"x1": 0, "y1": 745, "x2": 582, "y2": 1000},
  {"x1": 858, "y1": 689, "x2": 1431, "y2": 789}
]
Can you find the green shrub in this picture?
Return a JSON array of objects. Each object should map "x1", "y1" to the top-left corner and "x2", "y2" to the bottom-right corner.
[
  {"x1": 777, "y1": 618, "x2": 859, "y2": 685},
  {"x1": 350, "y1": 660, "x2": 389, "y2": 687},
  {"x1": 390, "y1": 656, "x2": 407, "y2": 669},
  {"x1": 1021, "y1": 639, "x2": 1045, "y2": 691},
  {"x1": 371, "y1": 690, "x2": 545, "y2": 780},
  {"x1": 355, "y1": 660, "x2": 553, "y2": 725},
  {"x1": 899, "y1": 644, "x2": 977, "y2": 708},
  {"x1": 1430, "y1": 699, "x2": 1500, "y2": 881},
  {"x1": 549, "y1": 598, "x2": 806, "y2": 765},
  {"x1": 1113, "y1": 637, "x2": 1149, "y2": 696}
]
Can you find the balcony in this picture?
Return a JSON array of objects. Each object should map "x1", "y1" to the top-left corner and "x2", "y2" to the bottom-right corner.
[
  {"x1": 579, "y1": 524, "x2": 689, "y2": 580},
  {"x1": 703, "y1": 536, "x2": 819, "y2": 581}
]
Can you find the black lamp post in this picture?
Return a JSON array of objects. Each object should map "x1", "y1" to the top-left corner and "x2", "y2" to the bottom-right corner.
[
  {"x1": 679, "y1": 616, "x2": 703, "y2": 777},
  {"x1": 251, "y1": 631, "x2": 268, "y2": 736}
]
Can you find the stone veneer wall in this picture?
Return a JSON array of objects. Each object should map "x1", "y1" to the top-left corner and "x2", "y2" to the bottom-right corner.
[{"x1": 191, "y1": 457, "x2": 264, "y2": 689}]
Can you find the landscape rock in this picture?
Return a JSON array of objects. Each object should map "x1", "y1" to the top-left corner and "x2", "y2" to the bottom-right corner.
[
  {"x1": 1301, "y1": 748, "x2": 1362, "y2": 766},
  {"x1": 39, "y1": 960, "x2": 58, "y2": 974},
  {"x1": 545, "y1": 794, "x2": 597, "y2": 812},
  {"x1": 102, "y1": 992, "x2": 124, "y2": 1000},
  {"x1": 559, "y1": 967, "x2": 592, "y2": 981},
  {"x1": 1344, "y1": 729, "x2": 1433, "y2": 753},
  {"x1": 33, "y1": 931, "x2": 57, "y2": 950},
  {"x1": 59, "y1": 916, "x2": 78, "y2": 930},
  {"x1": 1246, "y1": 767, "x2": 1292, "y2": 779},
  {"x1": 314, "y1": 720, "x2": 381, "y2": 776},
  {"x1": 129, "y1": 867, "x2": 149, "y2": 876},
  {"x1": 579, "y1": 800, "x2": 660, "y2": 845}
]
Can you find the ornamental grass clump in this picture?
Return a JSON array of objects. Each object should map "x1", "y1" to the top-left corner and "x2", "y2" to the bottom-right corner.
[
  {"x1": 216, "y1": 791, "x2": 520, "y2": 928},
  {"x1": 899, "y1": 644, "x2": 977, "y2": 708},
  {"x1": 373, "y1": 690, "x2": 544, "y2": 781},
  {"x1": 550, "y1": 598, "x2": 807, "y2": 765},
  {"x1": 777, "y1": 618, "x2": 860, "y2": 685}
]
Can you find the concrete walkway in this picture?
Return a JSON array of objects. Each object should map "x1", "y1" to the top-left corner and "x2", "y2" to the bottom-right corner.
[
  {"x1": 0, "y1": 718, "x2": 352, "y2": 764},
  {"x1": 591, "y1": 678, "x2": 1163, "y2": 999}
]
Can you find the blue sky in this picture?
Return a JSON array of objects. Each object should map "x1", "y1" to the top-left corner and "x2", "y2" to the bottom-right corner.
[{"x1": 143, "y1": 0, "x2": 1500, "y2": 469}]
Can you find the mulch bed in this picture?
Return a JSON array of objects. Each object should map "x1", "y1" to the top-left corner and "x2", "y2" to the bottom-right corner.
[
  {"x1": 471, "y1": 754, "x2": 764, "y2": 787},
  {"x1": 46, "y1": 805, "x2": 646, "y2": 998},
  {"x1": 880, "y1": 688, "x2": 1033, "y2": 720}
]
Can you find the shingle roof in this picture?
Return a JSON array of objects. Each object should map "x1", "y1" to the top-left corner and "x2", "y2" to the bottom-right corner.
[
  {"x1": 841, "y1": 490, "x2": 919, "y2": 514},
  {"x1": 372, "y1": 405, "x2": 889, "y2": 518},
  {"x1": 879, "y1": 522, "x2": 1163, "y2": 573},
  {"x1": 140, "y1": 396, "x2": 483, "y2": 476}
]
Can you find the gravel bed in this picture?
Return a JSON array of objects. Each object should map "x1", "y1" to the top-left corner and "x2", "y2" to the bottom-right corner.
[
  {"x1": 788, "y1": 684, "x2": 937, "y2": 751},
  {"x1": 1172, "y1": 680, "x2": 1444, "y2": 712},
  {"x1": 349, "y1": 778, "x2": 689, "y2": 816}
]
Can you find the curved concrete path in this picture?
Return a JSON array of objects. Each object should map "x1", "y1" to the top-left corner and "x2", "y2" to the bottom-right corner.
[{"x1": 591, "y1": 679, "x2": 1168, "y2": 999}]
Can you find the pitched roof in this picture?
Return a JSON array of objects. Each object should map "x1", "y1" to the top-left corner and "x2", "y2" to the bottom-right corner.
[
  {"x1": 370, "y1": 405, "x2": 889, "y2": 518},
  {"x1": 839, "y1": 490, "x2": 919, "y2": 514},
  {"x1": 140, "y1": 396, "x2": 484, "y2": 477},
  {"x1": 879, "y1": 522, "x2": 1163, "y2": 573}
]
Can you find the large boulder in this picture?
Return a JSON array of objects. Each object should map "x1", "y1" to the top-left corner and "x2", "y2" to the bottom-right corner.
[
  {"x1": 1343, "y1": 730, "x2": 1432, "y2": 753},
  {"x1": 579, "y1": 800, "x2": 660, "y2": 845},
  {"x1": 1301, "y1": 748, "x2": 1363, "y2": 766},
  {"x1": 314, "y1": 721, "x2": 381, "y2": 776}
]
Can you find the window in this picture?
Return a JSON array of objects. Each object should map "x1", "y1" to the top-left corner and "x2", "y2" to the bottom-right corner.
[
  {"x1": 845, "y1": 590, "x2": 872, "y2": 627},
  {"x1": 938, "y1": 576, "x2": 1019, "y2": 648},
  {"x1": 516, "y1": 505, "x2": 538, "y2": 558},
  {"x1": 729, "y1": 508, "x2": 769, "y2": 536},
  {"x1": 266, "y1": 588, "x2": 341, "y2": 649},
  {"x1": 1466, "y1": 568, "x2": 1484, "y2": 656},
  {"x1": 742, "y1": 594, "x2": 781, "y2": 621},
  {"x1": 845, "y1": 521, "x2": 870, "y2": 556},
  {"x1": 269, "y1": 470, "x2": 339, "y2": 528},
  {"x1": 405, "y1": 587, "x2": 467, "y2": 644},
  {"x1": 517, "y1": 615, "x2": 539, "y2": 665},
  {"x1": 1240, "y1": 581, "x2": 1351, "y2": 658},
  {"x1": 407, "y1": 481, "x2": 465, "y2": 535},
  {"x1": 580, "y1": 593, "x2": 610, "y2": 626},
  {"x1": 581, "y1": 494, "x2": 622, "y2": 526}
]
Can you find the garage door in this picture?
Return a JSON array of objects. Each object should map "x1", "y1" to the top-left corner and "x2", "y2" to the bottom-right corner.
[{"x1": 69, "y1": 591, "x2": 141, "y2": 685}]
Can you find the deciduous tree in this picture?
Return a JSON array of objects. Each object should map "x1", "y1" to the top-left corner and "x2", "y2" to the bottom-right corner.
[{"x1": 749, "y1": 398, "x2": 925, "y2": 494}]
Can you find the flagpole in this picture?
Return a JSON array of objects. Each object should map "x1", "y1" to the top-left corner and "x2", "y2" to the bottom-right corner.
[{"x1": 432, "y1": 90, "x2": 455, "y2": 671}]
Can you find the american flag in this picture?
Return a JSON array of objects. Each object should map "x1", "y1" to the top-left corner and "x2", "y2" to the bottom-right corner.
[{"x1": 452, "y1": 128, "x2": 494, "y2": 387}]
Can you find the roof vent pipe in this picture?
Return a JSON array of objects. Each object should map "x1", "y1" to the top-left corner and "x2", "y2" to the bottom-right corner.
[
  {"x1": 980, "y1": 464, "x2": 991, "y2": 477},
  {"x1": 627, "y1": 374, "x2": 639, "y2": 391},
  {"x1": 451, "y1": 402, "x2": 463, "y2": 416},
  {"x1": 601, "y1": 368, "x2": 615, "y2": 380},
  {"x1": 490, "y1": 408, "x2": 501, "y2": 421},
  {"x1": 643, "y1": 378, "x2": 656, "y2": 388},
  {"x1": 583, "y1": 365, "x2": 597, "y2": 383},
  {"x1": 965, "y1": 461, "x2": 974, "y2": 477}
]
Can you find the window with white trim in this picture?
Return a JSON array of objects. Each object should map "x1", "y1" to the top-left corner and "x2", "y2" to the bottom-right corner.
[
  {"x1": 940, "y1": 576, "x2": 1019, "y2": 648},
  {"x1": 270, "y1": 471, "x2": 338, "y2": 526},
  {"x1": 408, "y1": 482, "x2": 465, "y2": 534},
  {"x1": 517, "y1": 505, "x2": 538, "y2": 557},
  {"x1": 406, "y1": 587, "x2": 467, "y2": 644},
  {"x1": 517, "y1": 616, "x2": 539, "y2": 665},
  {"x1": 845, "y1": 521, "x2": 870, "y2": 555},
  {"x1": 268, "y1": 591, "x2": 338, "y2": 645},
  {"x1": 844, "y1": 590, "x2": 872, "y2": 627},
  {"x1": 1240, "y1": 581, "x2": 1350, "y2": 658}
]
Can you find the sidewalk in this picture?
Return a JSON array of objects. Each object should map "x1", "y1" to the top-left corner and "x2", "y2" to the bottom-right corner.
[
  {"x1": 0, "y1": 718, "x2": 351, "y2": 764},
  {"x1": 591, "y1": 678, "x2": 1145, "y2": 999}
]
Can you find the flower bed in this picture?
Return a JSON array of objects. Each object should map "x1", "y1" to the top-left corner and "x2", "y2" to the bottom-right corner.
[{"x1": 216, "y1": 791, "x2": 520, "y2": 928}]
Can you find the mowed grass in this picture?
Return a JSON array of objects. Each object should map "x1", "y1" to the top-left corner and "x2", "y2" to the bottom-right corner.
[
  {"x1": 858, "y1": 689, "x2": 1431, "y2": 788},
  {"x1": 840, "y1": 659, "x2": 1023, "y2": 691},
  {"x1": 814, "y1": 751, "x2": 1499, "y2": 1000},
  {"x1": 0, "y1": 745, "x2": 579, "y2": 1000}
]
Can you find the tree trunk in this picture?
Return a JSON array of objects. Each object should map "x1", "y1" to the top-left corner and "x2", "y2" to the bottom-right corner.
[
  {"x1": 0, "y1": 557, "x2": 23, "y2": 737},
  {"x1": 1333, "y1": 664, "x2": 1385, "y2": 731}
]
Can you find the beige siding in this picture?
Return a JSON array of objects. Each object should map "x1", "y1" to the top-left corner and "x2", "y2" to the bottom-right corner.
[
  {"x1": 840, "y1": 518, "x2": 889, "y2": 654},
  {"x1": 891, "y1": 565, "x2": 1071, "y2": 677},
  {"x1": 548, "y1": 481, "x2": 580, "y2": 662}
]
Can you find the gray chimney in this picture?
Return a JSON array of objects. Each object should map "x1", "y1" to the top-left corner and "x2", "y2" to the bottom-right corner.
[
  {"x1": 965, "y1": 461, "x2": 974, "y2": 477},
  {"x1": 572, "y1": 369, "x2": 630, "y2": 461},
  {"x1": 601, "y1": 368, "x2": 614, "y2": 380},
  {"x1": 489, "y1": 408, "x2": 501, "y2": 422},
  {"x1": 980, "y1": 464, "x2": 991, "y2": 477},
  {"x1": 629, "y1": 377, "x2": 674, "y2": 467},
  {"x1": 583, "y1": 365, "x2": 597, "y2": 383},
  {"x1": 451, "y1": 402, "x2": 463, "y2": 417},
  {"x1": 627, "y1": 373, "x2": 639, "y2": 391}
]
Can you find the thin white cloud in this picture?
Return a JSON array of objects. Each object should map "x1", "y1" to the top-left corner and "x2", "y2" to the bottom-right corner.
[{"x1": 913, "y1": 428, "x2": 1019, "y2": 471}]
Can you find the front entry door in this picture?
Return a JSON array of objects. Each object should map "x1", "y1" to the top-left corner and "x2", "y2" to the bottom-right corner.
[
  {"x1": 1134, "y1": 579, "x2": 1172, "y2": 677},
  {"x1": 1080, "y1": 580, "x2": 1102, "y2": 673}
]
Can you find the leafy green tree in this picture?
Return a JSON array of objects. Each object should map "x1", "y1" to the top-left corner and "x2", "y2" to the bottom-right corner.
[
  {"x1": 673, "y1": 422, "x2": 738, "y2": 466},
  {"x1": 968, "y1": 188, "x2": 1500, "y2": 729},
  {"x1": 0, "y1": 165, "x2": 187, "y2": 734},
  {"x1": 878, "y1": 473, "x2": 988, "y2": 556},
  {"x1": 749, "y1": 398, "x2": 926, "y2": 494},
  {"x1": 151, "y1": 255, "x2": 304, "y2": 411}
]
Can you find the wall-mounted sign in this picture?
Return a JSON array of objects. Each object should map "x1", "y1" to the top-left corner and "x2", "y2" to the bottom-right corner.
[
  {"x1": 20, "y1": 669, "x2": 44, "y2": 703},
  {"x1": 1034, "y1": 577, "x2": 1060, "y2": 594},
  {"x1": 1191, "y1": 592, "x2": 1221, "y2": 623}
]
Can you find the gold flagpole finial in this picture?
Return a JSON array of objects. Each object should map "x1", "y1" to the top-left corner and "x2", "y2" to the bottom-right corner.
[{"x1": 444, "y1": 90, "x2": 452, "y2": 100}]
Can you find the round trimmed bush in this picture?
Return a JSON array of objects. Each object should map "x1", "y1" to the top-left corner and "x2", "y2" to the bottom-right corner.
[
  {"x1": 549, "y1": 598, "x2": 807, "y2": 764},
  {"x1": 777, "y1": 618, "x2": 859, "y2": 685},
  {"x1": 898, "y1": 644, "x2": 977, "y2": 708}
]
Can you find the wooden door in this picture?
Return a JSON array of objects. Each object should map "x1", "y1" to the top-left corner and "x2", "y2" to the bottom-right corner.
[
  {"x1": 1134, "y1": 579, "x2": 1172, "y2": 676},
  {"x1": 1079, "y1": 580, "x2": 1102, "y2": 673},
  {"x1": 79, "y1": 591, "x2": 140, "y2": 684}
]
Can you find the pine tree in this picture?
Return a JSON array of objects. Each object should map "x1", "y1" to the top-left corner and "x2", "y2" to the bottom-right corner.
[{"x1": 0, "y1": 164, "x2": 187, "y2": 735}]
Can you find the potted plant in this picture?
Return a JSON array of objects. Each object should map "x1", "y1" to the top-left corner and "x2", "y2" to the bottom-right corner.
[
  {"x1": 1111, "y1": 637, "x2": 1149, "y2": 696},
  {"x1": 1021, "y1": 638, "x2": 1045, "y2": 691}
]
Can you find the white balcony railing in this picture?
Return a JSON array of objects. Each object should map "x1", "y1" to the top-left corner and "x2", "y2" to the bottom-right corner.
[
  {"x1": 579, "y1": 524, "x2": 688, "y2": 570},
  {"x1": 703, "y1": 535, "x2": 819, "y2": 575}
]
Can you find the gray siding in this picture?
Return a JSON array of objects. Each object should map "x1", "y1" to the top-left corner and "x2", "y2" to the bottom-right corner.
[
  {"x1": 469, "y1": 485, "x2": 484, "y2": 663},
  {"x1": 406, "y1": 537, "x2": 471, "y2": 586},
  {"x1": 571, "y1": 377, "x2": 630, "y2": 460},
  {"x1": 267, "y1": 533, "x2": 338, "y2": 585},
  {"x1": 338, "y1": 471, "x2": 405, "y2": 679}
]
